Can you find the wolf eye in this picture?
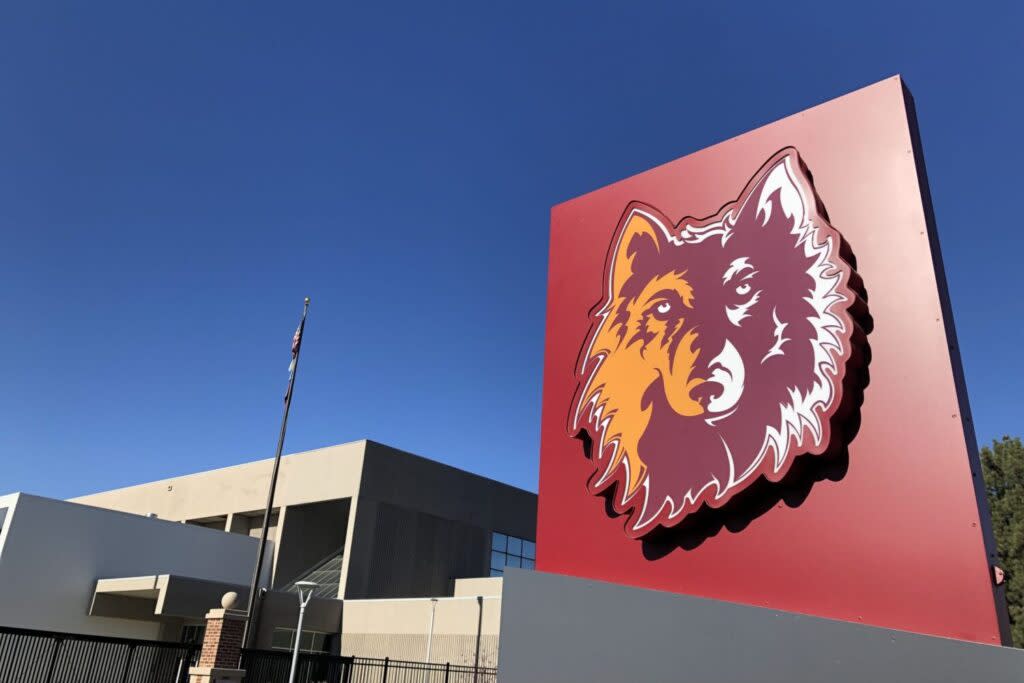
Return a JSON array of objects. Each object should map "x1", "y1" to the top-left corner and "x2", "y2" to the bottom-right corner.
[
  {"x1": 735, "y1": 283, "x2": 751, "y2": 296},
  {"x1": 648, "y1": 300, "x2": 674, "y2": 321}
]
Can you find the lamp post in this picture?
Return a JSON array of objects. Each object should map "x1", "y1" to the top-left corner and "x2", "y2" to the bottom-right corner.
[
  {"x1": 288, "y1": 581, "x2": 317, "y2": 683},
  {"x1": 425, "y1": 597, "x2": 439, "y2": 663}
]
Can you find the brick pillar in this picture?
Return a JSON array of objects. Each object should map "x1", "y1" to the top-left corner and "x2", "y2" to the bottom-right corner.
[{"x1": 189, "y1": 592, "x2": 246, "y2": 683}]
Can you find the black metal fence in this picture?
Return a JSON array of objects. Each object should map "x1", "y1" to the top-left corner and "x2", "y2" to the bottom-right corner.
[
  {"x1": 0, "y1": 626, "x2": 197, "y2": 683},
  {"x1": 241, "y1": 649, "x2": 498, "y2": 683},
  {"x1": 0, "y1": 627, "x2": 497, "y2": 683}
]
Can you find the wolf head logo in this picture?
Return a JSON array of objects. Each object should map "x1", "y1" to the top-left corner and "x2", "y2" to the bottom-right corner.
[{"x1": 571, "y1": 149, "x2": 866, "y2": 538}]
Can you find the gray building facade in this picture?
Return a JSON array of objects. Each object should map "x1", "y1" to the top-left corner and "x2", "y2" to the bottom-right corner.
[
  {"x1": 71, "y1": 440, "x2": 536, "y2": 603},
  {"x1": 1, "y1": 439, "x2": 535, "y2": 663}
]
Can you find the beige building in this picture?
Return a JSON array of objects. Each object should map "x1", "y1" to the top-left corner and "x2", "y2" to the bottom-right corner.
[
  {"x1": 341, "y1": 578, "x2": 503, "y2": 666},
  {"x1": 1, "y1": 440, "x2": 536, "y2": 667}
]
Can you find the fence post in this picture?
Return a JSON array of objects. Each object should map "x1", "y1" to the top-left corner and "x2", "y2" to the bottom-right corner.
[
  {"x1": 44, "y1": 636, "x2": 63, "y2": 683},
  {"x1": 119, "y1": 643, "x2": 136, "y2": 683},
  {"x1": 444, "y1": 661, "x2": 450, "y2": 683},
  {"x1": 382, "y1": 656, "x2": 389, "y2": 683}
]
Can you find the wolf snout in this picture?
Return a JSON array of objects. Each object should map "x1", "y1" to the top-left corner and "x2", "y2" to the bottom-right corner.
[{"x1": 700, "y1": 339, "x2": 746, "y2": 419}]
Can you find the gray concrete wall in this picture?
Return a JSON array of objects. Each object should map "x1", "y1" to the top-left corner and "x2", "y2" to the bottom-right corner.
[
  {"x1": 63, "y1": 440, "x2": 538, "y2": 612},
  {"x1": 272, "y1": 498, "x2": 350, "y2": 590},
  {"x1": 341, "y1": 442, "x2": 536, "y2": 600},
  {"x1": 68, "y1": 442, "x2": 366, "y2": 594},
  {"x1": 359, "y1": 442, "x2": 537, "y2": 541},
  {"x1": 68, "y1": 441, "x2": 366, "y2": 522},
  {"x1": 344, "y1": 500, "x2": 490, "y2": 600},
  {"x1": 0, "y1": 493, "x2": 259, "y2": 639},
  {"x1": 498, "y1": 570, "x2": 1024, "y2": 683},
  {"x1": 0, "y1": 494, "x2": 14, "y2": 557}
]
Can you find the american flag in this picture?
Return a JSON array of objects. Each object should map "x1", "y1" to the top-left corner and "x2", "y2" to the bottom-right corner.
[
  {"x1": 285, "y1": 298, "x2": 309, "y2": 401},
  {"x1": 288, "y1": 323, "x2": 302, "y2": 380}
]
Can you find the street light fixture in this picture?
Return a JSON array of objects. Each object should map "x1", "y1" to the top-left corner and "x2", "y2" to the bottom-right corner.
[
  {"x1": 425, "y1": 597, "x2": 439, "y2": 664},
  {"x1": 288, "y1": 581, "x2": 317, "y2": 683}
]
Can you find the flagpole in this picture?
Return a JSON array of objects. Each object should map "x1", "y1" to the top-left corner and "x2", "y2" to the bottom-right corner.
[{"x1": 241, "y1": 296, "x2": 310, "y2": 650}]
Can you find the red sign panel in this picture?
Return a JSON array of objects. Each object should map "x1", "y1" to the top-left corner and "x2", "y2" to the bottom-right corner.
[{"x1": 536, "y1": 77, "x2": 1006, "y2": 644}]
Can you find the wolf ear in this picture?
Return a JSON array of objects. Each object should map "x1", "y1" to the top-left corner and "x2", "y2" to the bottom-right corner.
[
  {"x1": 608, "y1": 210, "x2": 666, "y2": 300},
  {"x1": 733, "y1": 152, "x2": 809, "y2": 233}
]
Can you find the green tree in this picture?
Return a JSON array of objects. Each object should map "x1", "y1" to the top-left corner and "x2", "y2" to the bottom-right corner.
[{"x1": 981, "y1": 436, "x2": 1024, "y2": 646}]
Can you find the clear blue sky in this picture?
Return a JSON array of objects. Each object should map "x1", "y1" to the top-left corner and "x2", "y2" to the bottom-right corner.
[{"x1": 0, "y1": 2, "x2": 1020, "y2": 499}]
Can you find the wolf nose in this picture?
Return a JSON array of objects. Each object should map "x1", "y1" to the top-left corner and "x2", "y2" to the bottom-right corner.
[{"x1": 691, "y1": 380, "x2": 718, "y2": 407}]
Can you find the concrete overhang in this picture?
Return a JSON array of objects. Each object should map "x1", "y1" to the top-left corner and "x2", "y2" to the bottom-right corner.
[
  {"x1": 91, "y1": 575, "x2": 250, "y2": 621},
  {"x1": 90, "y1": 575, "x2": 344, "y2": 634}
]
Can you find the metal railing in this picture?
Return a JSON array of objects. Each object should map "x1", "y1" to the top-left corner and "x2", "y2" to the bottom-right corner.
[
  {"x1": 0, "y1": 625, "x2": 197, "y2": 683},
  {"x1": 0, "y1": 627, "x2": 496, "y2": 683},
  {"x1": 240, "y1": 649, "x2": 498, "y2": 683}
]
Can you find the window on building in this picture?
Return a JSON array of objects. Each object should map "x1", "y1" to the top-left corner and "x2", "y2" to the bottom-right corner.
[
  {"x1": 282, "y1": 548, "x2": 344, "y2": 599},
  {"x1": 490, "y1": 532, "x2": 535, "y2": 577},
  {"x1": 271, "y1": 627, "x2": 329, "y2": 653}
]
